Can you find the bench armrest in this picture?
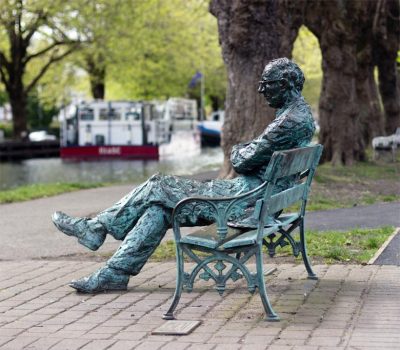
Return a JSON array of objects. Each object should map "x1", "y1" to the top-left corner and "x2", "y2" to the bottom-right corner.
[{"x1": 171, "y1": 181, "x2": 268, "y2": 242}]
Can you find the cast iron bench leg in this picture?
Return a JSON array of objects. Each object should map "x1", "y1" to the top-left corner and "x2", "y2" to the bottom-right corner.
[
  {"x1": 256, "y1": 246, "x2": 280, "y2": 321},
  {"x1": 299, "y1": 220, "x2": 318, "y2": 280},
  {"x1": 163, "y1": 246, "x2": 184, "y2": 320}
]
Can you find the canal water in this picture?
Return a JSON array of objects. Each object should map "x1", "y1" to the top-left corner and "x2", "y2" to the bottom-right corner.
[{"x1": 0, "y1": 147, "x2": 223, "y2": 190}]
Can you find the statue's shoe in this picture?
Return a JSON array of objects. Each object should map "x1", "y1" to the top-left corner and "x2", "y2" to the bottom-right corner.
[
  {"x1": 69, "y1": 267, "x2": 129, "y2": 293},
  {"x1": 52, "y1": 211, "x2": 106, "y2": 251}
]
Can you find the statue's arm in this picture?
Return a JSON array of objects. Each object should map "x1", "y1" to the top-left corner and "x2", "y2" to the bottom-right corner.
[{"x1": 230, "y1": 118, "x2": 294, "y2": 174}]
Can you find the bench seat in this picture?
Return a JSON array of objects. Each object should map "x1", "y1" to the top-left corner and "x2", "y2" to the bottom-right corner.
[{"x1": 181, "y1": 213, "x2": 299, "y2": 250}]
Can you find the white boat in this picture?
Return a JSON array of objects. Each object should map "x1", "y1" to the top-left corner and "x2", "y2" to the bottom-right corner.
[
  {"x1": 197, "y1": 110, "x2": 224, "y2": 147},
  {"x1": 60, "y1": 99, "x2": 199, "y2": 159}
]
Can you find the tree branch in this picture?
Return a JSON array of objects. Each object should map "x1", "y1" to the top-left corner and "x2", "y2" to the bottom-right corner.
[
  {"x1": 0, "y1": 51, "x2": 10, "y2": 89},
  {"x1": 25, "y1": 45, "x2": 79, "y2": 94},
  {"x1": 23, "y1": 10, "x2": 47, "y2": 45},
  {"x1": 23, "y1": 40, "x2": 79, "y2": 64}
]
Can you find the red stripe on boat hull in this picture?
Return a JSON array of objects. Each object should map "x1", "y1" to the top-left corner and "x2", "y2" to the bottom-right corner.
[{"x1": 60, "y1": 145, "x2": 159, "y2": 159}]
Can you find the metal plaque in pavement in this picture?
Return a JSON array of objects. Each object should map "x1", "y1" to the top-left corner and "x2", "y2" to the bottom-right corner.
[{"x1": 152, "y1": 320, "x2": 201, "y2": 335}]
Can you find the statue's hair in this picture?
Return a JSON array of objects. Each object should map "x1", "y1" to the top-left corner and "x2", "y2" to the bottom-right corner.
[{"x1": 262, "y1": 58, "x2": 305, "y2": 92}]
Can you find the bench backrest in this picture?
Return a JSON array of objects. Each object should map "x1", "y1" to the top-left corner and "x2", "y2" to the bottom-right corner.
[{"x1": 257, "y1": 144, "x2": 323, "y2": 225}]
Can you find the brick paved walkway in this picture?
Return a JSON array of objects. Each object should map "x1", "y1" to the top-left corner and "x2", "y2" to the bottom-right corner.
[{"x1": 0, "y1": 261, "x2": 399, "y2": 350}]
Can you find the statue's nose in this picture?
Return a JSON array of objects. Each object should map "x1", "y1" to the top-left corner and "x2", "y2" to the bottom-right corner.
[{"x1": 258, "y1": 83, "x2": 265, "y2": 93}]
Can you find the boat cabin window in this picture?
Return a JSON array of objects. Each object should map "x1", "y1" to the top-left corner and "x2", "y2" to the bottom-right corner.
[
  {"x1": 99, "y1": 108, "x2": 122, "y2": 121},
  {"x1": 79, "y1": 108, "x2": 94, "y2": 121},
  {"x1": 125, "y1": 111, "x2": 141, "y2": 121}
]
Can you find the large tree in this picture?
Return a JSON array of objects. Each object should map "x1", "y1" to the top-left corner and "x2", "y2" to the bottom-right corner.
[
  {"x1": 210, "y1": 0, "x2": 303, "y2": 177},
  {"x1": 212, "y1": 0, "x2": 399, "y2": 170},
  {"x1": 73, "y1": 0, "x2": 127, "y2": 100},
  {"x1": 373, "y1": 0, "x2": 400, "y2": 135},
  {"x1": 303, "y1": 0, "x2": 399, "y2": 165},
  {"x1": 0, "y1": 0, "x2": 81, "y2": 139}
]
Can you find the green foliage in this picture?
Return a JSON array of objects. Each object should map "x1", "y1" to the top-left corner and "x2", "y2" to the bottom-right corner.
[
  {"x1": 0, "y1": 182, "x2": 108, "y2": 203},
  {"x1": 0, "y1": 122, "x2": 13, "y2": 138},
  {"x1": 0, "y1": 90, "x2": 7, "y2": 105},
  {"x1": 102, "y1": 1, "x2": 226, "y2": 105},
  {"x1": 292, "y1": 26, "x2": 322, "y2": 109},
  {"x1": 27, "y1": 92, "x2": 59, "y2": 130},
  {"x1": 0, "y1": 0, "x2": 226, "y2": 111}
]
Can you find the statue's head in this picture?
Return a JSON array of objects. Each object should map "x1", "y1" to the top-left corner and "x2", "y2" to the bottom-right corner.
[{"x1": 258, "y1": 58, "x2": 304, "y2": 109}]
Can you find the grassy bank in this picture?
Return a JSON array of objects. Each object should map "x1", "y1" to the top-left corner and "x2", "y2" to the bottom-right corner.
[
  {"x1": 150, "y1": 226, "x2": 394, "y2": 264},
  {"x1": 307, "y1": 160, "x2": 400, "y2": 211},
  {"x1": 0, "y1": 182, "x2": 108, "y2": 203}
]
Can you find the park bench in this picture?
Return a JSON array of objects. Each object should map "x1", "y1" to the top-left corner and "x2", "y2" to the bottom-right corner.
[
  {"x1": 163, "y1": 144, "x2": 323, "y2": 321},
  {"x1": 372, "y1": 128, "x2": 400, "y2": 161}
]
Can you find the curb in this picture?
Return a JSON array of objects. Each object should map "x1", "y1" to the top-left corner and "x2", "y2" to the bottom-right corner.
[{"x1": 367, "y1": 227, "x2": 400, "y2": 265}]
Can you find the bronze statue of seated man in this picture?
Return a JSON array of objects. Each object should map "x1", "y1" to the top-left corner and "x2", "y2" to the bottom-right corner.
[{"x1": 52, "y1": 58, "x2": 316, "y2": 293}]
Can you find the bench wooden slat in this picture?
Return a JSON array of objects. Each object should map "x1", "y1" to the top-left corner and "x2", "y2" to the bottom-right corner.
[
  {"x1": 180, "y1": 224, "x2": 248, "y2": 249},
  {"x1": 266, "y1": 146, "x2": 321, "y2": 180},
  {"x1": 222, "y1": 213, "x2": 299, "y2": 249},
  {"x1": 265, "y1": 183, "x2": 306, "y2": 215},
  {"x1": 181, "y1": 213, "x2": 300, "y2": 250}
]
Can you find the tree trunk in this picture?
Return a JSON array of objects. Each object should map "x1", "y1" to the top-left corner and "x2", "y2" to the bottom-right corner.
[
  {"x1": 304, "y1": 0, "x2": 386, "y2": 164},
  {"x1": 7, "y1": 62, "x2": 29, "y2": 140},
  {"x1": 86, "y1": 56, "x2": 106, "y2": 100},
  {"x1": 356, "y1": 59, "x2": 384, "y2": 144},
  {"x1": 318, "y1": 47, "x2": 365, "y2": 165},
  {"x1": 210, "y1": 0, "x2": 302, "y2": 177},
  {"x1": 9, "y1": 91, "x2": 28, "y2": 140},
  {"x1": 374, "y1": 0, "x2": 400, "y2": 135}
]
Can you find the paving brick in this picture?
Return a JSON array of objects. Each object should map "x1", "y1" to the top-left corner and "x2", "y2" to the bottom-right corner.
[
  {"x1": 134, "y1": 341, "x2": 167, "y2": 350},
  {"x1": 0, "y1": 336, "x2": 38, "y2": 350},
  {"x1": 107, "y1": 340, "x2": 141, "y2": 350},
  {"x1": 24, "y1": 337, "x2": 61, "y2": 350},
  {"x1": 0, "y1": 329, "x2": 24, "y2": 337},
  {"x1": 47, "y1": 338, "x2": 91, "y2": 350},
  {"x1": 212, "y1": 345, "x2": 241, "y2": 350},
  {"x1": 112, "y1": 331, "x2": 147, "y2": 341},
  {"x1": 307, "y1": 336, "x2": 341, "y2": 346},
  {"x1": 79, "y1": 340, "x2": 117, "y2": 350},
  {"x1": 187, "y1": 345, "x2": 215, "y2": 350},
  {"x1": 264, "y1": 345, "x2": 293, "y2": 350},
  {"x1": 273, "y1": 338, "x2": 305, "y2": 346},
  {"x1": 175, "y1": 332, "x2": 213, "y2": 343},
  {"x1": 0, "y1": 338, "x2": 13, "y2": 347}
]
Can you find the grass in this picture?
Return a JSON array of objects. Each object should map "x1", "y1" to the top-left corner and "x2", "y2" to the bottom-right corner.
[
  {"x1": 0, "y1": 182, "x2": 108, "y2": 203},
  {"x1": 150, "y1": 226, "x2": 395, "y2": 265},
  {"x1": 315, "y1": 160, "x2": 399, "y2": 183},
  {"x1": 277, "y1": 226, "x2": 394, "y2": 264},
  {"x1": 304, "y1": 158, "x2": 400, "y2": 211}
]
